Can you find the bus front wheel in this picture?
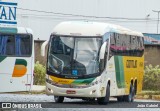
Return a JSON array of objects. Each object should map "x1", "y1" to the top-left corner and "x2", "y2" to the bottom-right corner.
[
  {"x1": 54, "y1": 96, "x2": 64, "y2": 103},
  {"x1": 97, "y1": 84, "x2": 110, "y2": 105}
]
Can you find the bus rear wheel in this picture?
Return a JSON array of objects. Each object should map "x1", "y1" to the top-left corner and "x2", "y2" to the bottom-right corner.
[
  {"x1": 54, "y1": 96, "x2": 64, "y2": 103},
  {"x1": 97, "y1": 84, "x2": 110, "y2": 105},
  {"x1": 124, "y1": 84, "x2": 135, "y2": 102}
]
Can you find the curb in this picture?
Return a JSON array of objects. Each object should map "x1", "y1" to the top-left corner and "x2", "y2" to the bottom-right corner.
[{"x1": 31, "y1": 85, "x2": 46, "y2": 93}]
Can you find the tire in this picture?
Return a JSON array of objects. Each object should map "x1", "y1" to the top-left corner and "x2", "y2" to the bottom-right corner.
[
  {"x1": 134, "y1": 81, "x2": 137, "y2": 95},
  {"x1": 88, "y1": 98, "x2": 95, "y2": 102},
  {"x1": 124, "y1": 84, "x2": 135, "y2": 102},
  {"x1": 54, "y1": 96, "x2": 64, "y2": 103},
  {"x1": 82, "y1": 98, "x2": 95, "y2": 102},
  {"x1": 117, "y1": 96, "x2": 124, "y2": 102},
  {"x1": 97, "y1": 84, "x2": 110, "y2": 105}
]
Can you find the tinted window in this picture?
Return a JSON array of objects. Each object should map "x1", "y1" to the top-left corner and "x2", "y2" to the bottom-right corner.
[
  {"x1": 110, "y1": 33, "x2": 144, "y2": 57},
  {"x1": 6, "y1": 36, "x2": 15, "y2": 55},
  {"x1": 20, "y1": 36, "x2": 32, "y2": 56},
  {"x1": 0, "y1": 34, "x2": 32, "y2": 56}
]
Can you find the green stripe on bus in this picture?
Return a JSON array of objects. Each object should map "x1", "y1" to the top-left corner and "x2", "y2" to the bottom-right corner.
[
  {"x1": 73, "y1": 78, "x2": 95, "y2": 84},
  {"x1": 114, "y1": 56, "x2": 125, "y2": 88},
  {"x1": 0, "y1": 27, "x2": 17, "y2": 33},
  {"x1": 15, "y1": 59, "x2": 27, "y2": 66},
  {"x1": 0, "y1": 56, "x2": 7, "y2": 63}
]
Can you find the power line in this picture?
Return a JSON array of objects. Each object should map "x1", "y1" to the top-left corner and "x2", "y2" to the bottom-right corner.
[
  {"x1": 17, "y1": 7, "x2": 156, "y2": 21},
  {"x1": 17, "y1": 13, "x2": 158, "y2": 23},
  {"x1": 18, "y1": 15, "x2": 156, "y2": 24},
  {"x1": 152, "y1": 10, "x2": 160, "y2": 33}
]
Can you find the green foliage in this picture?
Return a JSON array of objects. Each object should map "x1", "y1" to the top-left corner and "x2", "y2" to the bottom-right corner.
[
  {"x1": 143, "y1": 65, "x2": 160, "y2": 91},
  {"x1": 34, "y1": 61, "x2": 46, "y2": 85}
]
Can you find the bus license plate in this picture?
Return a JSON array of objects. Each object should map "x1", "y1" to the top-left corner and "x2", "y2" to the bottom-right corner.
[{"x1": 66, "y1": 90, "x2": 76, "y2": 94}]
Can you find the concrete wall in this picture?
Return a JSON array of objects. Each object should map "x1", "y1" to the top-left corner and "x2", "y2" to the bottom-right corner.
[
  {"x1": 34, "y1": 41, "x2": 160, "y2": 66},
  {"x1": 144, "y1": 44, "x2": 160, "y2": 66},
  {"x1": 34, "y1": 40, "x2": 47, "y2": 65}
]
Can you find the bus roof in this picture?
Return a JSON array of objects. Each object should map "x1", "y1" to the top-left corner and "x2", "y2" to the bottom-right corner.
[
  {"x1": 0, "y1": 27, "x2": 33, "y2": 34},
  {"x1": 52, "y1": 21, "x2": 143, "y2": 37},
  {"x1": 17, "y1": 27, "x2": 33, "y2": 34}
]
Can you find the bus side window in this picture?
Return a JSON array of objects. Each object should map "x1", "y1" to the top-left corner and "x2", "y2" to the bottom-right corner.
[
  {"x1": 110, "y1": 33, "x2": 116, "y2": 56},
  {"x1": 20, "y1": 36, "x2": 31, "y2": 56},
  {"x1": 137, "y1": 36, "x2": 144, "y2": 56},
  {"x1": 0, "y1": 35, "x2": 8, "y2": 55},
  {"x1": 109, "y1": 33, "x2": 144, "y2": 57},
  {"x1": 6, "y1": 36, "x2": 15, "y2": 55},
  {"x1": 105, "y1": 40, "x2": 108, "y2": 60},
  {"x1": 126, "y1": 35, "x2": 131, "y2": 56}
]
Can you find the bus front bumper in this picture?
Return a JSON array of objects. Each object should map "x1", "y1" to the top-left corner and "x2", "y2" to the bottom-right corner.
[{"x1": 46, "y1": 82, "x2": 106, "y2": 98}]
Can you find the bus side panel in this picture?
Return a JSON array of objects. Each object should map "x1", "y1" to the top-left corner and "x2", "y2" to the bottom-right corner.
[
  {"x1": 110, "y1": 55, "x2": 144, "y2": 96},
  {"x1": 0, "y1": 57, "x2": 33, "y2": 92},
  {"x1": 0, "y1": 57, "x2": 26, "y2": 92},
  {"x1": 114, "y1": 56, "x2": 125, "y2": 88},
  {"x1": 123, "y1": 56, "x2": 144, "y2": 94},
  {"x1": 108, "y1": 56, "x2": 126, "y2": 96},
  {"x1": 0, "y1": 74, "x2": 27, "y2": 92},
  {"x1": 26, "y1": 43, "x2": 34, "y2": 91},
  {"x1": 26, "y1": 74, "x2": 33, "y2": 91},
  {"x1": 26, "y1": 57, "x2": 34, "y2": 91},
  {"x1": 106, "y1": 56, "x2": 119, "y2": 96}
]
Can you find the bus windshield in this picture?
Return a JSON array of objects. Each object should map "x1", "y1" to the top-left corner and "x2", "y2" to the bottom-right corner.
[{"x1": 48, "y1": 35, "x2": 102, "y2": 78}]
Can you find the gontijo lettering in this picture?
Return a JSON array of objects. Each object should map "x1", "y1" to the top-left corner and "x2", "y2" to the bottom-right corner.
[
  {"x1": 126, "y1": 60, "x2": 137, "y2": 68},
  {"x1": 0, "y1": 2, "x2": 17, "y2": 25}
]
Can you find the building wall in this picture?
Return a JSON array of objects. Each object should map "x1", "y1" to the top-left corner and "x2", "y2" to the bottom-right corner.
[
  {"x1": 34, "y1": 40, "x2": 47, "y2": 65},
  {"x1": 144, "y1": 45, "x2": 160, "y2": 66}
]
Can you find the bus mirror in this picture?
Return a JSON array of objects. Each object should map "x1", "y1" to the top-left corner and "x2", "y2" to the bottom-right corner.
[
  {"x1": 41, "y1": 40, "x2": 48, "y2": 56},
  {"x1": 99, "y1": 42, "x2": 107, "y2": 60}
]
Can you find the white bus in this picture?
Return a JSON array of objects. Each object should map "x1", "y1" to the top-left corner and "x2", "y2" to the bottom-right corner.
[
  {"x1": 0, "y1": 27, "x2": 34, "y2": 92},
  {"x1": 41, "y1": 21, "x2": 144, "y2": 104}
]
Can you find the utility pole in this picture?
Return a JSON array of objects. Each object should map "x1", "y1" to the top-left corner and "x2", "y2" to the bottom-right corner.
[{"x1": 152, "y1": 10, "x2": 160, "y2": 34}]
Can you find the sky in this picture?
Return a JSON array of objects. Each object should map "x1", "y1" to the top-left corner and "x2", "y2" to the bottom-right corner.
[{"x1": 1, "y1": 0, "x2": 160, "y2": 40}]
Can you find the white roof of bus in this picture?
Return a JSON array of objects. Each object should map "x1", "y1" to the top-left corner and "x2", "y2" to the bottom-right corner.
[
  {"x1": 17, "y1": 27, "x2": 33, "y2": 34},
  {"x1": 52, "y1": 21, "x2": 143, "y2": 37}
]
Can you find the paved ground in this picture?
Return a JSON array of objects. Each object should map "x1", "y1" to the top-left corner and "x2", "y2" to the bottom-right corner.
[{"x1": 0, "y1": 94, "x2": 160, "y2": 111}]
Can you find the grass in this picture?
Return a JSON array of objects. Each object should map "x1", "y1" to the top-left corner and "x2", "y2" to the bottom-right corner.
[
  {"x1": 138, "y1": 91, "x2": 160, "y2": 95},
  {"x1": 136, "y1": 90, "x2": 160, "y2": 100}
]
